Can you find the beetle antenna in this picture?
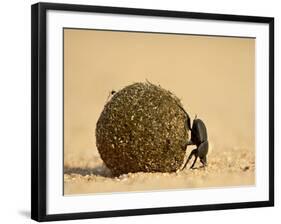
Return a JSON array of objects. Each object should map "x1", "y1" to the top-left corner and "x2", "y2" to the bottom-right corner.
[{"x1": 195, "y1": 114, "x2": 198, "y2": 119}]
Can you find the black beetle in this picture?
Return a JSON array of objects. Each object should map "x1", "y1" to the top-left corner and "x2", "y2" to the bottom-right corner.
[{"x1": 176, "y1": 102, "x2": 209, "y2": 169}]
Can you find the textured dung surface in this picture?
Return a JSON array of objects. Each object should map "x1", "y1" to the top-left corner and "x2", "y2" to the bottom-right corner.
[{"x1": 95, "y1": 82, "x2": 189, "y2": 176}]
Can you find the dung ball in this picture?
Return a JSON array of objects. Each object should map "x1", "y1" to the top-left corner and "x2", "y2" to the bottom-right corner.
[{"x1": 95, "y1": 82, "x2": 189, "y2": 176}]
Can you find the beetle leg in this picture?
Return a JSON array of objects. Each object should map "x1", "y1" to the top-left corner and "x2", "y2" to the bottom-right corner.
[
  {"x1": 198, "y1": 141, "x2": 208, "y2": 157},
  {"x1": 181, "y1": 149, "x2": 197, "y2": 170},
  {"x1": 190, "y1": 155, "x2": 198, "y2": 169},
  {"x1": 197, "y1": 141, "x2": 209, "y2": 165},
  {"x1": 200, "y1": 156, "x2": 207, "y2": 167},
  {"x1": 182, "y1": 140, "x2": 194, "y2": 151}
]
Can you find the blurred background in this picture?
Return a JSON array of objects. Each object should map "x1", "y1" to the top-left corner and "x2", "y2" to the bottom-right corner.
[{"x1": 64, "y1": 28, "x2": 255, "y2": 165}]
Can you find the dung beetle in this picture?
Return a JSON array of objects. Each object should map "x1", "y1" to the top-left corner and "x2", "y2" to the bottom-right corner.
[{"x1": 176, "y1": 102, "x2": 209, "y2": 169}]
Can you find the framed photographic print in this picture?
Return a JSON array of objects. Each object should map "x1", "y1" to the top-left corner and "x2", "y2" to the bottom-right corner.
[{"x1": 31, "y1": 2, "x2": 274, "y2": 222}]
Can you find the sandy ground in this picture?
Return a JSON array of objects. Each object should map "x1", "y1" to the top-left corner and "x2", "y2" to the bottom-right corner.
[
  {"x1": 64, "y1": 144, "x2": 255, "y2": 194},
  {"x1": 63, "y1": 29, "x2": 255, "y2": 195}
]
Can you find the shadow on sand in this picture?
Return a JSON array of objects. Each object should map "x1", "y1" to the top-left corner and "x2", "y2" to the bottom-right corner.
[{"x1": 64, "y1": 165, "x2": 112, "y2": 178}]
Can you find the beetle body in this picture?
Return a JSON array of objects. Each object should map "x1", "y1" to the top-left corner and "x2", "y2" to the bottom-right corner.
[
  {"x1": 184, "y1": 118, "x2": 209, "y2": 169},
  {"x1": 175, "y1": 102, "x2": 209, "y2": 169},
  {"x1": 190, "y1": 118, "x2": 207, "y2": 146}
]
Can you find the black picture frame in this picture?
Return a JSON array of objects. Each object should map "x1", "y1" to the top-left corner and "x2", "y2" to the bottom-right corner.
[{"x1": 31, "y1": 2, "x2": 274, "y2": 222}]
